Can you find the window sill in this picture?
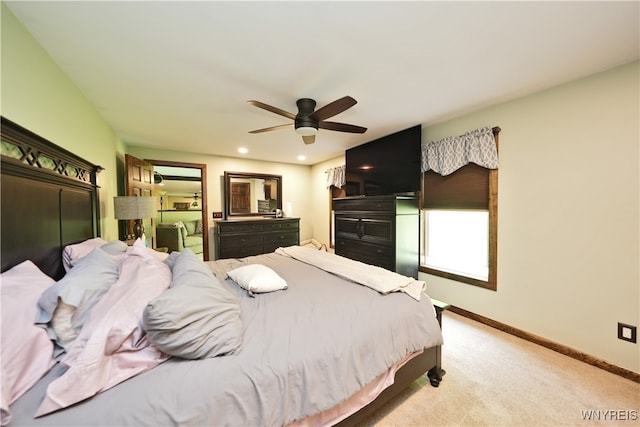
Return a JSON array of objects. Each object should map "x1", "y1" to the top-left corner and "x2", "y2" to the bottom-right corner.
[{"x1": 419, "y1": 265, "x2": 496, "y2": 291}]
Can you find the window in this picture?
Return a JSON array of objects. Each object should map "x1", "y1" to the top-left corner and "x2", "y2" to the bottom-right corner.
[
  {"x1": 419, "y1": 127, "x2": 499, "y2": 290},
  {"x1": 424, "y1": 210, "x2": 489, "y2": 280}
]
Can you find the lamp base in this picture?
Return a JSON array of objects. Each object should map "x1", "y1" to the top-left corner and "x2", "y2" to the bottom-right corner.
[{"x1": 133, "y1": 219, "x2": 144, "y2": 240}]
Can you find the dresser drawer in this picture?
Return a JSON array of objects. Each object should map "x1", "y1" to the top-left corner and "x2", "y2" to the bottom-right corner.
[
  {"x1": 262, "y1": 219, "x2": 299, "y2": 231},
  {"x1": 218, "y1": 234, "x2": 263, "y2": 248},
  {"x1": 333, "y1": 197, "x2": 396, "y2": 213},
  {"x1": 335, "y1": 239, "x2": 394, "y2": 271},
  {"x1": 263, "y1": 231, "x2": 299, "y2": 246},
  {"x1": 217, "y1": 222, "x2": 263, "y2": 234}
]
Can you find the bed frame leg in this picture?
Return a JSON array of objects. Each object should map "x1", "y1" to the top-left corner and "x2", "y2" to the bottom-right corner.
[
  {"x1": 427, "y1": 366, "x2": 446, "y2": 387},
  {"x1": 429, "y1": 299, "x2": 450, "y2": 388}
]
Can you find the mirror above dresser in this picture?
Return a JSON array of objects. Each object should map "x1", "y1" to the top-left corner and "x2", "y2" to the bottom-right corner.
[{"x1": 224, "y1": 171, "x2": 282, "y2": 218}]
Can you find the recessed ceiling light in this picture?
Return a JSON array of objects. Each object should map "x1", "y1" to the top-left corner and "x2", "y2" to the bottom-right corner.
[
  {"x1": 297, "y1": 155, "x2": 306, "y2": 161},
  {"x1": 238, "y1": 147, "x2": 248, "y2": 154}
]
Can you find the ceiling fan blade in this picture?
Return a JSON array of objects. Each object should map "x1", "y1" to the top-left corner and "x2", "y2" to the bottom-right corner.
[
  {"x1": 302, "y1": 134, "x2": 316, "y2": 145},
  {"x1": 249, "y1": 123, "x2": 293, "y2": 134},
  {"x1": 312, "y1": 96, "x2": 357, "y2": 121},
  {"x1": 319, "y1": 121, "x2": 367, "y2": 134},
  {"x1": 247, "y1": 100, "x2": 296, "y2": 120}
]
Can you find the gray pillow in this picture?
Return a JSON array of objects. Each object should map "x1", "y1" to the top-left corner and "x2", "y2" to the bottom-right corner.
[
  {"x1": 170, "y1": 248, "x2": 214, "y2": 287},
  {"x1": 37, "y1": 248, "x2": 119, "y2": 352},
  {"x1": 143, "y1": 249, "x2": 243, "y2": 359}
]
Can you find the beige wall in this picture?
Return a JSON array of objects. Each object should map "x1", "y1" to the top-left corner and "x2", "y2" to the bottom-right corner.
[
  {"x1": 1, "y1": 4, "x2": 121, "y2": 240},
  {"x1": 309, "y1": 61, "x2": 639, "y2": 372},
  {"x1": 126, "y1": 146, "x2": 314, "y2": 256}
]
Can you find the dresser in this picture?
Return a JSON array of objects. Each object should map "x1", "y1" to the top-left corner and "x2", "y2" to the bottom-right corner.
[
  {"x1": 214, "y1": 218, "x2": 300, "y2": 259},
  {"x1": 333, "y1": 195, "x2": 419, "y2": 278}
]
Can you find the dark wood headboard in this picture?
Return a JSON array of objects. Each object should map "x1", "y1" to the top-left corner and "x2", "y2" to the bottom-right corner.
[{"x1": 1, "y1": 117, "x2": 102, "y2": 280}]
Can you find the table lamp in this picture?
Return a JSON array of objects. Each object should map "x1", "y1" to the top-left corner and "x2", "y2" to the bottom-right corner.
[{"x1": 114, "y1": 196, "x2": 157, "y2": 239}]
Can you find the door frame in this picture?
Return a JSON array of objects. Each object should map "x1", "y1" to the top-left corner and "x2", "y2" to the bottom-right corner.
[{"x1": 147, "y1": 159, "x2": 209, "y2": 261}]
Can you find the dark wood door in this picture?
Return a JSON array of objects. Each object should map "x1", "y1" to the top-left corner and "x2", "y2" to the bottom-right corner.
[
  {"x1": 231, "y1": 182, "x2": 251, "y2": 213},
  {"x1": 124, "y1": 154, "x2": 155, "y2": 243},
  {"x1": 125, "y1": 154, "x2": 154, "y2": 197}
]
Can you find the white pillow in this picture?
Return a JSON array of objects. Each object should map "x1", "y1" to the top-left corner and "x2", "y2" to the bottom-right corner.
[{"x1": 227, "y1": 264, "x2": 287, "y2": 296}]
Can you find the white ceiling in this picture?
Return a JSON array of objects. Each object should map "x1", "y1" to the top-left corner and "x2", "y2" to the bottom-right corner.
[{"x1": 6, "y1": 1, "x2": 639, "y2": 165}]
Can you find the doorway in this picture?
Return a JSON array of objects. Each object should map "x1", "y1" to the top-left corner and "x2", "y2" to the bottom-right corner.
[{"x1": 125, "y1": 155, "x2": 209, "y2": 261}]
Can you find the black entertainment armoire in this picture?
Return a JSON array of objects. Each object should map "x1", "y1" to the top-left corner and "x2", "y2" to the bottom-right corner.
[{"x1": 333, "y1": 194, "x2": 420, "y2": 279}]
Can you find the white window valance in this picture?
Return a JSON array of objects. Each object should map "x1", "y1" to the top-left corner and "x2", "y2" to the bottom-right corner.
[
  {"x1": 421, "y1": 126, "x2": 499, "y2": 176},
  {"x1": 326, "y1": 165, "x2": 346, "y2": 188}
]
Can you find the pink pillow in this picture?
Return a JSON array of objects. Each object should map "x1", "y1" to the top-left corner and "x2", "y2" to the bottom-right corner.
[
  {"x1": 62, "y1": 237, "x2": 108, "y2": 272},
  {"x1": 1, "y1": 261, "x2": 56, "y2": 425}
]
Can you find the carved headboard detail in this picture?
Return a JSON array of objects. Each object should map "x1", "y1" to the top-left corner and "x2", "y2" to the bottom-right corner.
[{"x1": 1, "y1": 117, "x2": 102, "y2": 279}]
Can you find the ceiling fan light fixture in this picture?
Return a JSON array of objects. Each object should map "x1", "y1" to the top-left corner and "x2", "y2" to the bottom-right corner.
[
  {"x1": 295, "y1": 126, "x2": 318, "y2": 136},
  {"x1": 248, "y1": 96, "x2": 365, "y2": 144}
]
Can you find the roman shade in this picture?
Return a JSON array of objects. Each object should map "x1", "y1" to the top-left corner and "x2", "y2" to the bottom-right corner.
[{"x1": 422, "y1": 127, "x2": 500, "y2": 210}]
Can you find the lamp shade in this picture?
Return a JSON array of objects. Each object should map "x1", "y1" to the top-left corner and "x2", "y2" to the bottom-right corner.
[{"x1": 114, "y1": 196, "x2": 157, "y2": 220}]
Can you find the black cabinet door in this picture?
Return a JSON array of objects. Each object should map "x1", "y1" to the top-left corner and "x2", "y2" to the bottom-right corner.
[
  {"x1": 335, "y1": 239, "x2": 394, "y2": 271},
  {"x1": 335, "y1": 214, "x2": 394, "y2": 246}
]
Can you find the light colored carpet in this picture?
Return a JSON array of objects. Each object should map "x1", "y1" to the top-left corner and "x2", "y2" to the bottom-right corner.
[{"x1": 358, "y1": 312, "x2": 639, "y2": 427}]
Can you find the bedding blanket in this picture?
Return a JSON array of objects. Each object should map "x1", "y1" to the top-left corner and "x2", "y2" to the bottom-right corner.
[
  {"x1": 9, "y1": 251, "x2": 442, "y2": 426},
  {"x1": 275, "y1": 245, "x2": 426, "y2": 300},
  {"x1": 35, "y1": 252, "x2": 171, "y2": 416}
]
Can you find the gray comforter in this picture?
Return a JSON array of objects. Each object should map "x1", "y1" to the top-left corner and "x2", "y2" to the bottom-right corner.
[{"x1": 9, "y1": 252, "x2": 443, "y2": 426}]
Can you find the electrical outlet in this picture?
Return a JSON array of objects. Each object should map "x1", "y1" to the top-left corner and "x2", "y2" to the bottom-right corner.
[{"x1": 618, "y1": 323, "x2": 637, "y2": 343}]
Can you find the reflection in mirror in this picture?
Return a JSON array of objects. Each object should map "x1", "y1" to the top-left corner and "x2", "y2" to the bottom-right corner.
[{"x1": 224, "y1": 171, "x2": 282, "y2": 218}]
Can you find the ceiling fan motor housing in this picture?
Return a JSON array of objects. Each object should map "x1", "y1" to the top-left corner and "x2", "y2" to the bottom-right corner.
[{"x1": 295, "y1": 98, "x2": 318, "y2": 130}]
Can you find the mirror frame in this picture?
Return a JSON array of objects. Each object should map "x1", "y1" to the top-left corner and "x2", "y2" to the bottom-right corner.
[{"x1": 224, "y1": 171, "x2": 282, "y2": 218}]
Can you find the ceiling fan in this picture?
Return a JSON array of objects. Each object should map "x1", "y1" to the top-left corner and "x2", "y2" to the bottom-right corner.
[{"x1": 247, "y1": 96, "x2": 367, "y2": 145}]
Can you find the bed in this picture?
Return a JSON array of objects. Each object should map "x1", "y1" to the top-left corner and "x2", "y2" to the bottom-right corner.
[{"x1": 1, "y1": 117, "x2": 445, "y2": 426}]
